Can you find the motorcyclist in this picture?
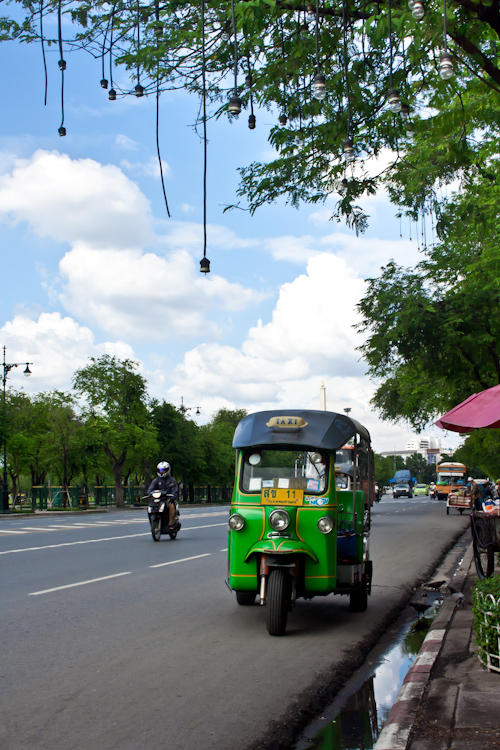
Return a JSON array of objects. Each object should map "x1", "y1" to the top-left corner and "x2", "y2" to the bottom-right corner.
[{"x1": 148, "y1": 461, "x2": 179, "y2": 528}]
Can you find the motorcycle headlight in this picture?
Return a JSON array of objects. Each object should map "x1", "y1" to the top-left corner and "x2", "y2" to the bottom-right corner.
[
  {"x1": 228, "y1": 513, "x2": 245, "y2": 531},
  {"x1": 159, "y1": 502, "x2": 165, "y2": 512},
  {"x1": 269, "y1": 509, "x2": 290, "y2": 531},
  {"x1": 317, "y1": 516, "x2": 334, "y2": 534}
]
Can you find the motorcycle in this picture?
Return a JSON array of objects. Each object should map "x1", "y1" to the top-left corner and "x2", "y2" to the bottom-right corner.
[{"x1": 146, "y1": 491, "x2": 181, "y2": 541}]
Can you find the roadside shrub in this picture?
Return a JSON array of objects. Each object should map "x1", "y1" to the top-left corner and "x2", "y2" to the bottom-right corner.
[{"x1": 472, "y1": 575, "x2": 500, "y2": 672}]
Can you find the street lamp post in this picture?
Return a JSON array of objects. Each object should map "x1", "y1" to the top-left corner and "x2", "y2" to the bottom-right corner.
[
  {"x1": 2, "y1": 347, "x2": 33, "y2": 514},
  {"x1": 179, "y1": 398, "x2": 201, "y2": 503}
]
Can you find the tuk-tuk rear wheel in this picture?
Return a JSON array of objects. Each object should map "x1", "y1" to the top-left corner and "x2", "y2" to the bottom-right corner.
[
  {"x1": 235, "y1": 591, "x2": 256, "y2": 606},
  {"x1": 266, "y1": 568, "x2": 290, "y2": 636}
]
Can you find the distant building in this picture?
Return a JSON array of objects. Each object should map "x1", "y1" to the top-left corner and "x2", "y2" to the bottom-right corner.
[{"x1": 381, "y1": 435, "x2": 445, "y2": 464}]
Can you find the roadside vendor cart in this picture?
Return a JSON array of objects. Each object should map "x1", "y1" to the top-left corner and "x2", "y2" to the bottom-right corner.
[{"x1": 446, "y1": 488, "x2": 472, "y2": 515}]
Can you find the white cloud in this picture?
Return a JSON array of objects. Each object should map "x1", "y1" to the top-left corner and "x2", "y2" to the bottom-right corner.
[
  {"x1": 0, "y1": 150, "x2": 152, "y2": 249},
  {"x1": 162, "y1": 220, "x2": 259, "y2": 254},
  {"x1": 120, "y1": 156, "x2": 170, "y2": 178},
  {"x1": 58, "y1": 245, "x2": 265, "y2": 341},
  {"x1": 181, "y1": 203, "x2": 195, "y2": 214},
  {"x1": 115, "y1": 134, "x2": 139, "y2": 150},
  {"x1": 0, "y1": 312, "x2": 134, "y2": 393},
  {"x1": 170, "y1": 253, "x2": 367, "y2": 404}
]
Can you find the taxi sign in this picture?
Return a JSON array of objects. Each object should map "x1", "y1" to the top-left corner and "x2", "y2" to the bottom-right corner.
[
  {"x1": 261, "y1": 488, "x2": 304, "y2": 506},
  {"x1": 266, "y1": 416, "x2": 308, "y2": 430}
]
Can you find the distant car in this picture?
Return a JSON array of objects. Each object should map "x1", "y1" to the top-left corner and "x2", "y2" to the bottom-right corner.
[
  {"x1": 414, "y1": 484, "x2": 429, "y2": 496},
  {"x1": 393, "y1": 483, "x2": 412, "y2": 498}
]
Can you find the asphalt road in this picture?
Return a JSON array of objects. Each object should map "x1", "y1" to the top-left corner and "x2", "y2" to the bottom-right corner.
[{"x1": 0, "y1": 497, "x2": 469, "y2": 750}]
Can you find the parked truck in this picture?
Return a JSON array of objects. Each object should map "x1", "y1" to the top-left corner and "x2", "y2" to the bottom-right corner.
[{"x1": 392, "y1": 469, "x2": 416, "y2": 499}]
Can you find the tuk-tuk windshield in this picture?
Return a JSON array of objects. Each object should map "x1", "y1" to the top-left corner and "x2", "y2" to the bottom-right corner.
[{"x1": 241, "y1": 448, "x2": 328, "y2": 494}]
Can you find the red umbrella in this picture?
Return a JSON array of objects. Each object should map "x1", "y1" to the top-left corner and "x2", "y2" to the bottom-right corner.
[{"x1": 435, "y1": 384, "x2": 500, "y2": 433}]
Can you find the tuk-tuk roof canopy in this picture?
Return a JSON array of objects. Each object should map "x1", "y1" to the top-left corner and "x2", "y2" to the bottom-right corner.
[{"x1": 232, "y1": 409, "x2": 371, "y2": 451}]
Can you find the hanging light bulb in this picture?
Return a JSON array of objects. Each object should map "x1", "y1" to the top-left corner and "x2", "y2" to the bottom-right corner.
[
  {"x1": 200, "y1": 257, "x2": 210, "y2": 273},
  {"x1": 387, "y1": 88, "x2": 402, "y2": 114},
  {"x1": 154, "y1": 23, "x2": 164, "y2": 37},
  {"x1": 300, "y1": 23, "x2": 310, "y2": 40},
  {"x1": 408, "y1": 0, "x2": 415, "y2": 8},
  {"x1": 412, "y1": 1, "x2": 425, "y2": 20},
  {"x1": 306, "y1": 3, "x2": 316, "y2": 17},
  {"x1": 228, "y1": 95, "x2": 242, "y2": 115},
  {"x1": 400, "y1": 103, "x2": 410, "y2": 120},
  {"x1": 245, "y1": 73, "x2": 253, "y2": 88},
  {"x1": 344, "y1": 138, "x2": 355, "y2": 163},
  {"x1": 100, "y1": 78, "x2": 108, "y2": 89},
  {"x1": 221, "y1": 27, "x2": 231, "y2": 41},
  {"x1": 339, "y1": 177, "x2": 349, "y2": 196},
  {"x1": 109, "y1": 88, "x2": 117, "y2": 101},
  {"x1": 248, "y1": 114, "x2": 256, "y2": 129},
  {"x1": 279, "y1": 114, "x2": 287, "y2": 126},
  {"x1": 439, "y1": 52, "x2": 454, "y2": 80},
  {"x1": 58, "y1": 59, "x2": 66, "y2": 71},
  {"x1": 58, "y1": 126, "x2": 66, "y2": 137},
  {"x1": 135, "y1": 84, "x2": 144, "y2": 97},
  {"x1": 313, "y1": 73, "x2": 326, "y2": 100},
  {"x1": 296, "y1": 128, "x2": 305, "y2": 146}
]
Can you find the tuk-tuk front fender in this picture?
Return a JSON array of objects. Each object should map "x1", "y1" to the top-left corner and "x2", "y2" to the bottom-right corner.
[{"x1": 244, "y1": 539, "x2": 319, "y2": 564}]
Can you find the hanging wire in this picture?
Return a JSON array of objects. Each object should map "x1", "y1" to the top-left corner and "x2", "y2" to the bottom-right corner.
[
  {"x1": 109, "y1": 5, "x2": 115, "y2": 89},
  {"x1": 342, "y1": 0, "x2": 351, "y2": 139},
  {"x1": 388, "y1": 0, "x2": 393, "y2": 89},
  {"x1": 315, "y1": 0, "x2": 320, "y2": 73},
  {"x1": 231, "y1": 0, "x2": 238, "y2": 95},
  {"x1": 57, "y1": 0, "x2": 66, "y2": 135},
  {"x1": 443, "y1": 0, "x2": 448, "y2": 51},
  {"x1": 155, "y1": 0, "x2": 170, "y2": 217},
  {"x1": 40, "y1": 1, "x2": 48, "y2": 105},
  {"x1": 201, "y1": 0, "x2": 209, "y2": 270}
]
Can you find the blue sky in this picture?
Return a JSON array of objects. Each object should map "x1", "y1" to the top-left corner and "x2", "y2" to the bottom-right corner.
[{"x1": 0, "y1": 33, "x2": 458, "y2": 453}]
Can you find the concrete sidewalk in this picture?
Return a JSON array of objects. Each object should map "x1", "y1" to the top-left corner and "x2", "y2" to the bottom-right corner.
[{"x1": 375, "y1": 537, "x2": 500, "y2": 750}]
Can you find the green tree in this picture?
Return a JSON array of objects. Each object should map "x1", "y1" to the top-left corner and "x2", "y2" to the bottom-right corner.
[
  {"x1": 73, "y1": 355, "x2": 157, "y2": 506},
  {"x1": 3, "y1": 1, "x2": 500, "y2": 232},
  {"x1": 199, "y1": 409, "x2": 247, "y2": 486},
  {"x1": 356, "y1": 235, "x2": 500, "y2": 428},
  {"x1": 404, "y1": 452, "x2": 432, "y2": 484},
  {"x1": 455, "y1": 430, "x2": 500, "y2": 480},
  {"x1": 374, "y1": 453, "x2": 405, "y2": 487},
  {"x1": 150, "y1": 400, "x2": 204, "y2": 487}
]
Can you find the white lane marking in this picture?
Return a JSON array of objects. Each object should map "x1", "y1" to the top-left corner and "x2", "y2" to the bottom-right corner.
[
  {"x1": 220, "y1": 548, "x2": 228, "y2": 552},
  {"x1": 182, "y1": 523, "x2": 227, "y2": 531},
  {"x1": 0, "y1": 529, "x2": 28, "y2": 534},
  {"x1": 21, "y1": 527, "x2": 56, "y2": 532},
  {"x1": 150, "y1": 553, "x2": 211, "y2": 568},
  {"x1": 29, "y1": 572, "x2": 131, "y2": 596},
  {"x1": 0, "y1": 522, "x2": 228, "y2": 555},
  {"x1": 0, "y1": 532, "x2": 150, "y2": 554}
]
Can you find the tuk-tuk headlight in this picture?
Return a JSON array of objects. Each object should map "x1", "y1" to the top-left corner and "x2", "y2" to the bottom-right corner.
[
  {"x1": 228, "y1": 513, "x2": 245, "y2": 531},
  {"x1": 317, "y1": 516, "x2": 334, "y2": 534},
  {"x1": 269, "y1": 509, "x2": 290, "y2": 531}
]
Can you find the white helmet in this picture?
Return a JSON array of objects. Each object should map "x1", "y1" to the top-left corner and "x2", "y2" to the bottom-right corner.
[{"x1": 157, "y1": 461, "x2": 171, "y2": 477}]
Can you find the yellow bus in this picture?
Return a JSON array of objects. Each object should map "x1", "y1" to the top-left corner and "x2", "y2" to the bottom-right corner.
[{"x1": 435, "y1": 462, "x2": 467, "y2": 500}]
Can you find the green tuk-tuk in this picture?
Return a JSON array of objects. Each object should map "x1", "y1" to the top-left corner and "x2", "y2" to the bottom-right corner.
[{"x1": 227, "y1": 409, "x2": 374, "y2": 635}]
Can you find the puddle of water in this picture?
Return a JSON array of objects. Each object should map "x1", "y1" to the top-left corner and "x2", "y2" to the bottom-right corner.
[{"x1": 294, "y1": 598, "x2": 442, "y2": 750}]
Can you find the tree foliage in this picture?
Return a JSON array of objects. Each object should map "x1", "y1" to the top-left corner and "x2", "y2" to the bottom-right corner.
[{"x1": 2, "y1": 1, "x2": 500, "y2": 231}]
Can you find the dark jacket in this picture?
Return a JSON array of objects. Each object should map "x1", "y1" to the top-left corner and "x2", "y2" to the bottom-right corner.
[{"x1": 148, "y1": 475, "x2": 179, "y2": 500}]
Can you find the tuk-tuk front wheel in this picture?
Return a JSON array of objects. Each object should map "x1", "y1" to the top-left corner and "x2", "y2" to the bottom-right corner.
[
  {"x1": 235, "y1": 591, "x2": 256, "y2": 606},
  {"x1": 266, "y1": 568, "x2": 290, "y2": 636},
  {"x1": 350, "y1": 587, "x2": 368, "y2": 612}
]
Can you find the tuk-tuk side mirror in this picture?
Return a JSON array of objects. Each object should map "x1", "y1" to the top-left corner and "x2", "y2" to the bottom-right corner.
[{"x1": 248, "y1": 453, "x2": 261, "y2": 466}]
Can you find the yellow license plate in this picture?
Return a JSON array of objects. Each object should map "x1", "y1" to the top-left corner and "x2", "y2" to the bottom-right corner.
[{"x1": 261, "y1": 488, "x2": 304, "y2": 506}]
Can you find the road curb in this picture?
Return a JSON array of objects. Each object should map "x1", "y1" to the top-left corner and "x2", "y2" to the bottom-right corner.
[{"x1": 373, "y1": 540, "x2": 474, "y2": 750}]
